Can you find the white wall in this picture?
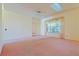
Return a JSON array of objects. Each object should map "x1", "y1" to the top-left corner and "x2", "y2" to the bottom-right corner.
[
  {"x1": 0, "y1": 4, "x2": 2, "y2": 54},
  {"x1": 63, "y1": 8, "x2": 79, "y2": 41},
  {"x1": 0, "y1": 4, "x2": 2, "y2": 43},
  {"x1": 2, "y1": 5, "x2": 32, "y2": 43}
]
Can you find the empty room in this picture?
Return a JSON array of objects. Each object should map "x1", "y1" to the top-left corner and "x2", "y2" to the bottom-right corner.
[{"x1": 0, "y1": 3, "x2": 79, "y2": 56}]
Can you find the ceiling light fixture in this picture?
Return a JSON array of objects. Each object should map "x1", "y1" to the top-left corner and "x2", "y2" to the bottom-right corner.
[{"x1": 36, "y1": 11, "x2": 41, "y2": 13}]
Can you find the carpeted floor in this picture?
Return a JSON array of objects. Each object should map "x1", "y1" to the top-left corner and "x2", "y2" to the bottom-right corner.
[{"x1": 1, "y1": 36, "x2": 79, "y2": 56}]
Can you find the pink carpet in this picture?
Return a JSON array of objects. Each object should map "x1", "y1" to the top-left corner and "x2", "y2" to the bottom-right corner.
[{"x1": 1, "y1": 36, "x2": 79, "y2": 56}]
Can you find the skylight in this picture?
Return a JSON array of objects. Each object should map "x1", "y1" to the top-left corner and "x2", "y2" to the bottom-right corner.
[{"x1": 51, "y1": 3, "x2": 62, "y2": 12}]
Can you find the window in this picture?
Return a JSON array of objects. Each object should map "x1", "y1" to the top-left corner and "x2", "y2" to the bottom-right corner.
[{"x1": 46, "y1": 19, "x2": 61, "y2": 33}]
